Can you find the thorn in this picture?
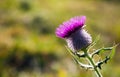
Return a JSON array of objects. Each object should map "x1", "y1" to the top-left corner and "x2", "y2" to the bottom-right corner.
[
  {"x1": 76, "y1": 52, "x2": 86, "y2": 58},
  {"x1": 105, "y1": 56, "x2": 110, "y2": 64},
  {"x1": 96, "y1": 56, "x2": 111, "y2": 69},
  {"x1": 97, "y1": 62, "x2": 103, "y2": 69},
  {"x1": 77, "y1": 61, "x2": 93, "y2": 70}
]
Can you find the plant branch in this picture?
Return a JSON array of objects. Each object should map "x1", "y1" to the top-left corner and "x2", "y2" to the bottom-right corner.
[{"x1": 84, "y1": 50, "x2": 103, "y2": 77}]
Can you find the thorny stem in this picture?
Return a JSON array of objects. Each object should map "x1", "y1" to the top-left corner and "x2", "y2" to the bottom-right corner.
[{"x1": 84, "y1": 50, "x2": 103, "y2": 77}]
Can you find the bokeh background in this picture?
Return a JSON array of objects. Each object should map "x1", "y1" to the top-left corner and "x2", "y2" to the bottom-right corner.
[{"x1": 0, "y1": 0, "x2": 120, "y2": 77}]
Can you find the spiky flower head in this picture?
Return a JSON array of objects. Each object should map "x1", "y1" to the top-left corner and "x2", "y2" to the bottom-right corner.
[{"x1": 55, "y1": 16, "x2": 92, "y2": 52}]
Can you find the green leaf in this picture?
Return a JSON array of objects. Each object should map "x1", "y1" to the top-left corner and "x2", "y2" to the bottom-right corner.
[
  {"x1": 87, "y1": 35, "x2": 100, "y2": 51},
  {"x1": 65, "y1": 46, "x2": 75, "y2": 57},
  {"x1": 109, "y1": 45, "x2": 117, "y2": 59},
  {"x1": 97, "y1": 47, "x2": 113, "y2": 54},
  {"x1": 65, "y1": 46, "x2": 83, "y2": 63},
  {"x1": 91, "y1": 45, "x2": 117, "y2": 58}
]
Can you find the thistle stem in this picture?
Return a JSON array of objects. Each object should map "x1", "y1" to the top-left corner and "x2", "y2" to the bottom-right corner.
[{"x1": 84, "y1": 50, "x2": 103, "y2": 77}]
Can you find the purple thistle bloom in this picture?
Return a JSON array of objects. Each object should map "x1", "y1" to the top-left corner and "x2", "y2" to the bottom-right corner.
[
  {"x1": 55, "y1": 16, "x2": 92, "y2": 52},
  {"x1": 56, "y1": 16, "x2": 86, "y2": 38}
]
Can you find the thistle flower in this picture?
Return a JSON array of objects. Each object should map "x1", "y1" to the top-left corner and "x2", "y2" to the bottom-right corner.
[
  {"x1": 55, "y1": 16, "x2": 92, "y2": 52},
  {"x1": 56, "y1": 16, "x2": 116, "y2": 77}
]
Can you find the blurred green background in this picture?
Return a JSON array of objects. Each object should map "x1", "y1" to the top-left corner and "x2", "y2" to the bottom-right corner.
[{"x1": 0, "y1": 0, "x2": 120, "y2": 77}]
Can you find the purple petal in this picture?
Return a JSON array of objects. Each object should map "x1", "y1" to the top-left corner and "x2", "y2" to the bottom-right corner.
[{"x1": 55, "y1": 16, "x2": 86, "y2": 38}]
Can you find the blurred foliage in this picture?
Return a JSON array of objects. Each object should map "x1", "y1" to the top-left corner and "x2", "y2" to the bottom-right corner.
[{"x1": 0, "y1": 0, "x2": 120, "y2": 77}]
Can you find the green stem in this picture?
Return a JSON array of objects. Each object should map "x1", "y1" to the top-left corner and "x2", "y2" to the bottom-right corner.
[{"x1": 84, "y1": 50, "x2": 103, "y2": 77}]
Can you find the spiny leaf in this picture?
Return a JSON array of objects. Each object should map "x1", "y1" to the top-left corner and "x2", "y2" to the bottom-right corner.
[
  {"x1": 109, "y1": 45, "x2": 117, "y2": 59},
  {"x1": 65, "y1": 46, "x2": 75, "y2": 56},
  {"x1": 87, "y1": 35, "x2": 100, "y2": 52},
  {"x1": 65, "y1": 46, "x2": 80, "y2": 61},
  {"x1": 97, "y1": 47, "x2": 113, "y2": 54},
  {"x1": 96, "y1": 45, "x2": 117, "y2": 59},
  {"x1": 91, "y1": 35, "x2": 100, "y2": 46},
  {"x1": 76, "y1": 53, "x2": 86, "y2": 58},
  {"x1": 96, "y1": 56, "x2": 110, "y2": 70},
  {"x1": 65, "y1": 46, "x2": 93, "y2": 70},
  {"x1": 91, "y1": 46, "x2": 116, "y2": 57}
]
